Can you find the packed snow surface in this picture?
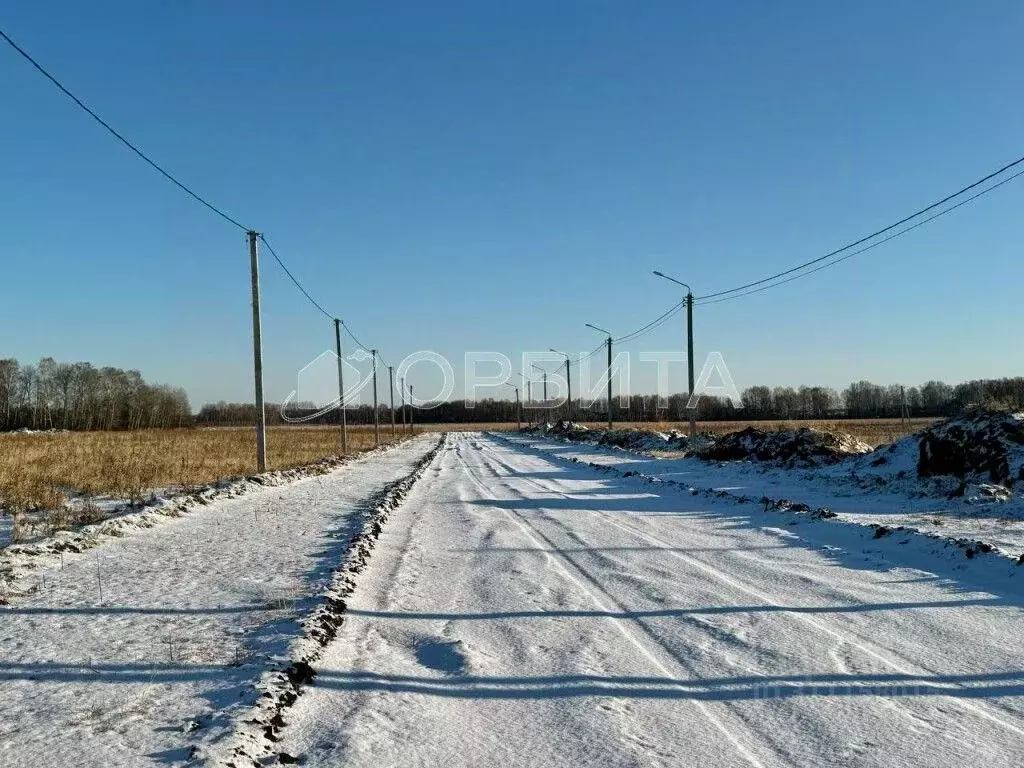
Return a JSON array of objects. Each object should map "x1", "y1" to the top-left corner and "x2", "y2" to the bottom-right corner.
[{"x1": 275, "y1": 433, "x2": 1024, "y2": 767}]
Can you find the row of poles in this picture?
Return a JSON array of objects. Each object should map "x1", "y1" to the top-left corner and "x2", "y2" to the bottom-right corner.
[
  {"x1": 251, "y1": 229, "x2": 695, "y2": 471},
  {"x1": 508, "y1": 269, "x2": 697, "y2": 439},
  {"x1": 248, "y1": 232, "x2": 413, "y2": 471}
]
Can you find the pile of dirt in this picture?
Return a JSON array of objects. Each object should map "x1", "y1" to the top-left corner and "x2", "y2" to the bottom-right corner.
[
  {"x1": 522, "y1": 421, "x2": 690, "y2": 453},
  {"x1": 697, "y1": 426, "x2": 874, "y2": 467},
  {"x1": 916, "y1": 410, "x2": 1024, "y2": 486},
  {"x1": 545, "y1": 421, "x2": 594, "y2": 442},
  {"x1": 595, "y1": 428, "x2": 686, "y2": 453}
]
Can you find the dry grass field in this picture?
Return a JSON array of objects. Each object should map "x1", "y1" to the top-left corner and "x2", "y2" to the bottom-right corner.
[{"x1": 0, "y1": 425, "x2": 403, "y2": 519}]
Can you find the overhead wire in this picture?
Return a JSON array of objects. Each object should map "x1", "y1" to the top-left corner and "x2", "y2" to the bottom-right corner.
[
  {"x1": 0, "y1": 27, "x2": 349, "y2": 326},
  {"x1": 696, "y1": 152, "x2": 1024, "y2": 301},
  {"x1": 695, "y1": 164, "x2": 1024, "y2": 306},
  {"x1": 0, "y1": 27, "x2": 249, "y2": 232},
  {"x1": 257, "y1": 235, "x2": 336, "y2": 320},
  {"x1": 613, "y1": 299, "x2": 686, "y2": 344}
]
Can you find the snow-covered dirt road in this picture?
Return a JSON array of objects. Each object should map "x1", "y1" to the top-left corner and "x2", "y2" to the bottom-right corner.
[
  {"x1": 0, "y1": 434, "x2": 439, "y2": 767},
  {"x1": 277, "y1": 432, "x2": 1024, "y2": 767}
]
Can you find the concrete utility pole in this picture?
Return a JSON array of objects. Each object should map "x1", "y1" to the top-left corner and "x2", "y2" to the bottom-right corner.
[
  {"x1": 531, "y1": 363, "x2": 548, "y2": 412},
  {"x1": 550, "y1": 349, "x2": 572, "y2": 422},
  {"x1": 408, "y1": 384, "x2": 414, "y2": 434},
  {"x1": 654, "y1": 271, "x2": 696, "y2": 439},
  {"x1": 247, "y1": 231, "x2": 267, "y2": 472},
  {"x1": 586, "y1": 323, "x2": 613, "y2": 430},
  {"x1": 606, "y1": 337, "x2": 613, "y2": 430},
  {"x1": 388, "y1": 365, "x2": 396, "y2": 438},
  {"x1": 371, "y1": 349, "x2": 380, "y2": 446},
  {"x1": 515, "y1": 386, "x2": 522, "y2": 430},
  {"x1": 334, "y1": 318, "x2": 348, "y2": 453},
  {"x1": 401, "y1": 375, "x2": 407, "y2": 432},
  {"x1": 517, "y1": 372, "x2": 530, "y2": 427}
]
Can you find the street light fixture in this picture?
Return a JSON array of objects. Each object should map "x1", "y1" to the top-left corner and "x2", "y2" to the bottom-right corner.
[
  {"x1": 585, "y1": 323, "x2": 614, "y2": 430},
  {"x1": 653, "y1": 270, "x2": 696, "y2": 439},
  {"x1": 549, "y1": 348, "x2": 573, "y2": 422},
  {"x1": 531, "y1": 362, "x2": 548, "y2": 406},
  {"x1": 517, "y1": 372, "x2": 532, "y2": 424}
]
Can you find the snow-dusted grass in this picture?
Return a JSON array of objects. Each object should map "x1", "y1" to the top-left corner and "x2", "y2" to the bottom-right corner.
[
  {"x1": 0, "y1": 426, "x2": 403, "y2": 544},
  {"x1": 0, "y1": 434, "x2": 438, "y2": 767}
]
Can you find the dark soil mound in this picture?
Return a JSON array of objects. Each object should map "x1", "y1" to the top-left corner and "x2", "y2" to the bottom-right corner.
[
  {"x1": 917, "y1": 410, "x2": 1024, "y2": 485},
  {"x1": 699, "y1": 426, "x2": 873, "y2": 467}
]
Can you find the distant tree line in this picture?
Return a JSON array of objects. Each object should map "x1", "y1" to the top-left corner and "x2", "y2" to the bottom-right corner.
[
  {"x1": 7, "y1": 365, "x2": 1015, "y2": 431},
  {"x1": 195, "y1": 376, "x2": 1024, "y2": 426},
  {"x1": 0, "y1": 357, "x2": 192, "y2": 431}
]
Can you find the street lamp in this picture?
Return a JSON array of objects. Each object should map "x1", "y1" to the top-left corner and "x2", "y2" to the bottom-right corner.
[
  {"x1": 550, "y1": 348, "x2": 573, "y2": 422},
  {"x1": 517, "y1": 372, "x2": 532, "y2": 425},
  {"x1": 585, "y1": 323, "x2": 613, "y2": 430},
  {"x1": 653, "y1": 270, "x2": 696, "y2": 439},
  {"x1": 531, "y1": 363, "x2": 548, "y2": 407},
  {"x1": 504, "y1": 382, "x2": 522, "y2": 430}
]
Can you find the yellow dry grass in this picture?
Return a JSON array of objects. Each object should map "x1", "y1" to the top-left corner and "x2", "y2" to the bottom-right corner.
[{"x1": 0, "y1": 425, "x2": 404, "y2": 520}]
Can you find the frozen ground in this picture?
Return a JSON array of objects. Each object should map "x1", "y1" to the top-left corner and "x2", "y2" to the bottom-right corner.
[
  {"x1": 509, "y1": 433, "x2": 1024, "y2": 558},
  {"x1": 0, "y1": 434, "x2": 438, "y2": 766},
  {"x1": 274, "y1": 432, "x2": 1024, "y2": 767},
  {"x1": 4, "y1": 431, "x2": 1023, "y2": 766}
]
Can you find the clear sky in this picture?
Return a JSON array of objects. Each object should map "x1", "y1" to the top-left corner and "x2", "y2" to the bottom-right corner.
[{"x1": 2, "y1": 1, "x2": 1023, "y2": 408}]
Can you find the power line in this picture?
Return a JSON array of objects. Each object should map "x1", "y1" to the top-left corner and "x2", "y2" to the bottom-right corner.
[
  {"x1": 697, "y1": 152, "x2": 1024, "y2": 301},
  {"x1": 613, "y1": 299, "x2": 686, "y2": 344},
  {"x1": 0, "y1": 28, "x2": 350, "y2": 326},
  {"x1": 695, "y1": 164, "x2": 1024, "y2": 306},
  {"x1": 257, "y1": 235, "x2": 336, "y2": 320},
  {"x1": 0, "y1": 26, "x2": 250, "y2": 232},
  {"x1": 341, "y1": 321, "x2": 373, "y2": 354}
]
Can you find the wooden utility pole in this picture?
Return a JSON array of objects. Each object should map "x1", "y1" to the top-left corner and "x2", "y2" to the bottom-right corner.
[
  {"x1": 371, "y1": 349, "x2": 380, "y2": 446},
  {"x1": 247, "y1": 231, "x2": 267, "y2": 472},
  {"x1": 388, "y1": 365, "x2": 396, "y2": 438},
  {"x1": 334, "y1": 318, "x2": 348, "y2": 453}
]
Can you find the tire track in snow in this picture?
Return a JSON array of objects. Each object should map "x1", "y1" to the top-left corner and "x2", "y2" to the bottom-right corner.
[
  {"x1": 452, "y1": 440, "x2": 772, "y2": 768},
  {"x1": 475, "y1": 434, "x2": 1024, "y2": 744}
]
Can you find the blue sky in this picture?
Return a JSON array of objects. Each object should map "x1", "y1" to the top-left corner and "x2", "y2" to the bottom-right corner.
[{"x1": 2, "y1": 1, "x2": 1023, "y2": 408}]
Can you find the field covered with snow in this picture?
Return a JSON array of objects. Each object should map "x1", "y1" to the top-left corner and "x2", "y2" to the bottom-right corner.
[{"x1": 1, "y1": 425, "x2": 1023, "y2": 766}]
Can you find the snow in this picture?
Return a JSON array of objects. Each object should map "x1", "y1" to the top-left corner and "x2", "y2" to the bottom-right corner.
[
  {"x1": 273, "y1": 433, "x2": 1024, "y2": 767},
  {"x1": 512, "y1": 425, "x2": 1024, "y2": 560},
  {"x1": 0, "y1": 435, "x2": 439, "y2": 767},
  {"x1": 4, "y1": 430, "x2": 1024, "y2": 766}
]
